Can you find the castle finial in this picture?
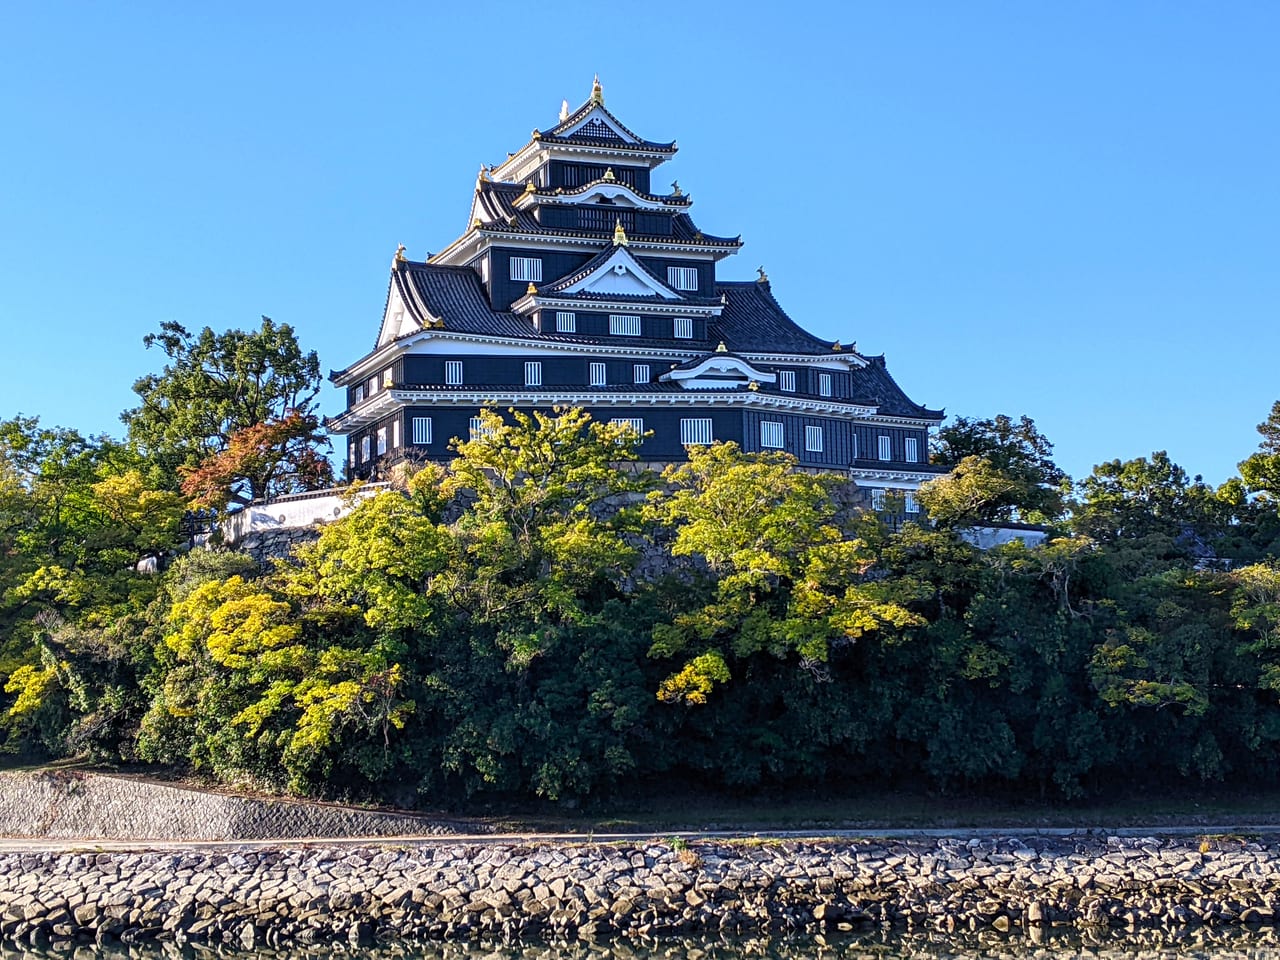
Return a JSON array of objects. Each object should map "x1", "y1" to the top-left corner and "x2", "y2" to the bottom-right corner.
[
  {"x1": 832, "y1": 340, "x2": 842, "y2": 352},
  {"x1": 613, "y1": 218, "x2": 629, "y2": 246},
  {"x1": 559, "y1": 98, "x2": 570, "y2": 122},
  {"x1": 478, "y1": 163, "x2": 490, "y2": 182},
  {"x1": 395, "y1": 243, "x2": 407, "y2": 262},
  {"x1": 671, "y1": 180, "x2": 682, "y2": 197},
  {"x1": 526, "y1": 283, "x2": 539, "y2": 296},
  {"x1": 591, "y1": 74, "x2": 604, "y2": 106},
  {"x1": 602, "y1": 166, "x2": 616, "y2": 181},
  {"x1": 756, "y1": 265, "x2": 768, "y2": 283},
  {"x1": 716, "y1": 341, "x2": 728, "y2": 353}
]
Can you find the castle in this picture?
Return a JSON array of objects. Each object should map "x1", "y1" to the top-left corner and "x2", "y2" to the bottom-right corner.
[{"x1": 328, "y1": 78, "x2": 944, "y2": 510}]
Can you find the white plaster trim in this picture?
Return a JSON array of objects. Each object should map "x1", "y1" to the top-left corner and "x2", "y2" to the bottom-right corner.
[
  {"x1": 431, "y1": 230, "x2": 737, "y2": 268},
  {"x1": 516, "y1": 181, "x2": 675, "y2": 212},
  {"x1": 848, "y1": 466, "x2": 944, "y2": 487},
  {"x1": 514, "y1": 295, "x2": 722, "y2": 319},
  {"x1": 659, "y1": 354, "x2": 777, "y2": 388},
  {"x1": 326, "y1": 391, "x2": 396, "y2": 434},
  {"x1": 558, "y1": 106, "x2": 638, "y2": 144}
]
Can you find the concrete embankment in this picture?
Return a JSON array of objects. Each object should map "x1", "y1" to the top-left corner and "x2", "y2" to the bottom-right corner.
[
  {"x1": 3, "y1": 835, "x2": 1280, "y2": 948},
  {"x1": 0, "y1": 770, "x2": 476, "y2": 841}
]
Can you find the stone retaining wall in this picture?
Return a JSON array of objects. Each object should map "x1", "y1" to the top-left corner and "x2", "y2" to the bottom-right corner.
[
  {"x1": 3, "y1": 835, "x2": 1280, "y2": 948},
  {"x1": 0, "y1": 771, "x2": 477, "y2": 841}
]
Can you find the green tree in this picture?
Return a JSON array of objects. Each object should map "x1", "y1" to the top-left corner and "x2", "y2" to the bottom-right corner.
[{"x1": 123, "y1": 318, "x2": 331, "y2": 505}]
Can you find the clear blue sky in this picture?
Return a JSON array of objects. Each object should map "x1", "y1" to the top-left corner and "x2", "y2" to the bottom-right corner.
[{"x1": 2, "y1": 2, "x2": 1277, "y2": 485}]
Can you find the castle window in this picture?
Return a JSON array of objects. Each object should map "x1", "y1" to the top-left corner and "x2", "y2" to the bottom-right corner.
[
  {"x1": 680, "y1": 418, "x2": 713, "y2": 446},
  {"x1": 469, "y1": 416, "x2": 494, "y2": 439},
  {"x1": 360, "y1": 436, "x2": 370, "y2": 462},
  {"x1": 852, "y1": 433, "x2": 859, "y2": 459},
  {"x1": 611, "y1": 418, "x2": 644, "y2": 441},
  {"x1": 905, "y1": 437, "x2": 919, "y2": 463},
  {"x1": 376, "y1": 427, "x2": 387, "y2": 456},
  {"x1": 525, "y1": 362, "x2": 542, "y2": 386},
  {"x1": 871, "y1": 489, "x2": 886, "y2": 511},
  {"x1": 445, "y1": 361, "x2": 463, "y2": 385},
  {"x1": 805, "y1": 425, "x2": 823, "y2": 453},
  {"x1": 354, "y1": 383, "x2": 365, "y2": 403},
  {"x1": 392, "y1": 419, "x2": 400, "y2": 448},
  {"x1": 412, "y1": 417, "x2": 432, "y2": 445},
  {"x1": 633, "y1": 364, "x2": 650, "y2": 384},
  {"x1": 778, "y1": 370, "x2": 796, "y2": 392},
  {"x1": 673, "y1": 317, "x2": 693, "y2": 339},
  {"x1": 609, "y1": 314, "x2": 641, "y2": 336},
  {"x1": 760, "y1": 421, "x2": 784, "y2": 449},
  {"x1": 382, "y1": 369, "x2": 393, "y2": 387},
  {"x1": 818, "y1": 373, "x2": 832, "y2": 397},
  {"x1": 905, "y1": 492, "x2": 920, "y2": 514},
  {"x1": 667, "y1": 266, "x2": 699, "y2": 291},
  {"x1": 555, "y1": 311, "x2": 576, "y2": 332},
  {"x1": 510, "y1": 256, "x2": 542, "y2": 282},
  {"x1": 590, "y1": 362, "x2": 607, "y2": 386},
  {"x1": 368, "y1": 376, "x2": 379, "y2": 396},
  {"x1": 878, "y1": 435, "x2": 892, "y2": 461}
]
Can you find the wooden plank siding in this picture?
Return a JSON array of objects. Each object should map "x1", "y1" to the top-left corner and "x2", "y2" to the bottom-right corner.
[
  {"x1": 487, "y1": 248, "x2": 595, "y2": 310},
  {"x1": 542, "y1": 161, "x2": 650, "y2": 194}
]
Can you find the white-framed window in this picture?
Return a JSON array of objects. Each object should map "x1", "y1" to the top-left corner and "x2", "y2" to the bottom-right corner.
[
  {"x1": 805, "y1": 425, "x2": 823, "y2": 453},
  {"x1": 509, "y1": 256, "x2": 542, "y2": 282},
  {"x1": 878, "y1": 435, "x2": 892, "y2": 461},
  {"x1": 469, "y1": 416, "x2": 494, "y2": 439},
  {"x1": 524, "y1": 361, "x2": 542, "y2": 386},
  {"x1": 368, "y1": 376, "x2": 379, "y2": 396},
  {"x1": 778, "y1": 370, "x2": 796, "y2": 392},
  {"x1": 392, "y1": 419, "x2": 400, "y2": 448},
  {"x1": 673, "y1": 317, "x2": 693, "y2": 339},
  {"x1": 360, "y1": 436, "x2": 371, "y2": 462},
  {"x1": 852, "y1": 433, "x2": 859, "y2": 460},
  {"x1": 609, "y1": 314, "x2": 641, "y2": 336},
  {"x1": 611, "y1": 417, "x2": 645, "y2": 440},
  {"x1": 818, "y1": 373, "x2": 832, "y2": 397},
  {"x1": 382, "y1": 369, "x2": 393, "y2": 387},
  {"x1": 760, "y1": 421, "x2": 784, "y2": 449},
  {"x1": 354, "y1": 383, "x2": 365, "y2": 403},
  {"x1": 667, "y1": 266, "x2": 699, "y2": 291},
  {"x1": 589, "y1": 362, "x2": 607, "y2": 387},
  {"x1": 349, "y1": 445, "x2": 356, "y2": 468},
  {"x1": 633, "y1": 363, "x2": 650, "y2": 384},
  {"x1": 871, "y1": 489, "x2": 886, "y2": 511},
  {"x1": 445, "y1": 361, "x2": 463, "y2": 385},
  {"x1": 905, "y1": 437, "x2": 919, "y2": 463},
  {"x1": 376, "y1": 427, "x2": 388, "y2": 456},
  {"x1": 555, "y1": 311, "x2": 576, "y2": 332},
  {"x1": 481, "y1": 258, "x2": 489, "y2": 282},
  {"x1": 412, "y1": 417, "x2": 432, "y2": 445},
  {"x1": 680, "y1": 418, "x2": 714, "y2": 446},
  {"x1": 905, "y1": 492, "x2": 920, "y2": 514}
]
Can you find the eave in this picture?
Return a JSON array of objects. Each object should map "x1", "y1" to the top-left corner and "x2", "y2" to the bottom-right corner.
[
  {"x1": 430, "y1": 227, "x2": 741, "y2": 268},
  {"x1": 513, "y1": 294, "x2": 723, "y2": 319}
]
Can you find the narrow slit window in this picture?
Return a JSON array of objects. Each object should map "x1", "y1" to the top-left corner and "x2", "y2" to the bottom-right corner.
[
  {"x1": 778, "y1": 370, "x2": 796, "y2": 392},
  {"x1": 760, "y1": 421, "x2": 784, "y2": 449},
  {"x1": 360, "y1": 436, "x2": 370, "y2": 462},
  {"x1": 412, "y1": 417, "x2": 432, "y2": 445},
  {"x1": 905, "y1": 437, "x2": 919, "y2": 462},
  {"x1": 818, "y1": 373, "x2": 832, "y2": 397},
  {"x1": 680, "y1": 418, "x2": 713, "y2": 446},
  {"x1": 376, "y1": 427, "x2": 388, "y2": 456},
  {"x1": 805, "y1": 425, "x2": 823, "y2": 453},
  {"x1": 878, "y1": 435, "x2": 892, "y2": 461},
  {"x1": 673, "y1": 317, "x2": 693, "y2": 339},
  {"x1": 633, "y1": 364, "x2": 650, "y2": 384},
  {"x1": 667, "y1": 266, "x2": 699, "y2": 291},
  {"x1": 871, "y1": 489, "x2": 886, "y2": 511},
  {"x1": 555, "y1": 311, "x2": 576, "y2": 332},
  {"x1": 524, "y1": 361, "x2": 542, "y2": 386},
  {"x1": 589, "y1": 362, "x2": 607, "y2": 387},
  {"x1": 445, "y1": 361, "x2": 463, "y2": 385},
  {"x1": 392, "y1": 419, "x2": 400, "y2": 448},
  {"x1": 609, "y1": 314, "x2": 641, "y2": 336},
  {"x1": 509, "y1": 256, "x2": 542, "y2": 282}
]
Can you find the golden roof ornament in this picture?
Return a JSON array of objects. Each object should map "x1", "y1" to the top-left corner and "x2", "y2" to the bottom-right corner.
[
  {"x1": 832, "y1": 340, "x2": 842, "y2": 352},
  {"x1": 756, "y1": 265, "x2": 768, "y2": 283},
  {"x1": 524, "y1": 180, "x2": 536, "y2": 194},
  {"x1": 526, "y1": 283, "x2": 539, "y2": 295},
  {"x1": 747, "y1": 380, "x2": 759, "y2": 391},
  {"x1": 603, "y1": 167, "x2": 616, "y2": 181},
  {"x1": 591, "y1": 74, "x2": 604, "y2": 106},
  {"x1": 716, "y1": 341, "x2": 728, "y2": 353},
  {"x1": 613, "y1": 218, "x2": 629, "y2": 246},
  {"x1": 671, "y1": 180, "x2": 682, "y2": 197},
  {"x1": 472, "y1": 217, "x2": 483, "y2": 228},
  {"x1": 531, "y1": 128, "x2": 542, "y2": 140},
  {"x1": 395, "y1": 243, "x2": 407, "y2": 262}
]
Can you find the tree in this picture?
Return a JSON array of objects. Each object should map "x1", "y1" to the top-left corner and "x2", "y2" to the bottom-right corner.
[
  {"x1": 928, "y1": 414, "x2": 1070, "y2": 523},
  {"x1": 1240, "y1": 401, "x2": 1280, "y2": 504},
  {"x1": 123, "y1": 318, "x2": 331, "y2": 505}
]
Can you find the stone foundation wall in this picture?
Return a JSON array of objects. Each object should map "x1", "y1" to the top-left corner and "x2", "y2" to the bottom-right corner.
[
  {"x1": 0, "y1": 771, "x2": 477, "y2": 842},
  {"x1": 3, "y1": 835, "x2": 1280, "y2": 948}
]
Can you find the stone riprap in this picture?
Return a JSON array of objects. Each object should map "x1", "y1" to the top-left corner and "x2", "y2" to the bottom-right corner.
[
  {"x1": 0, "y1": 771, "x2": 478, "y2": 841},
  {"x1": 3, "y1": 836, "x2": 1280, "y2": 948}
]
